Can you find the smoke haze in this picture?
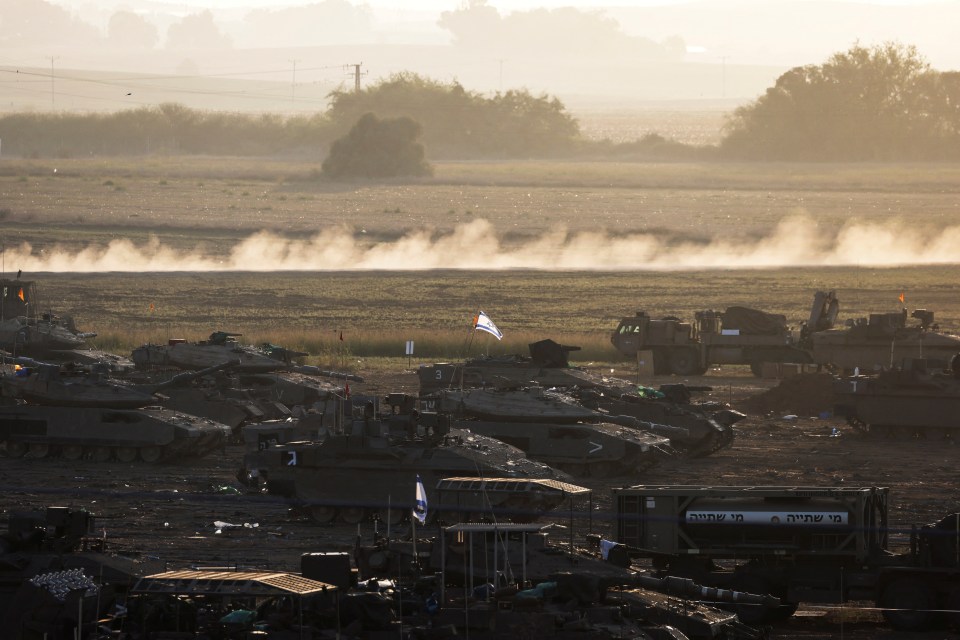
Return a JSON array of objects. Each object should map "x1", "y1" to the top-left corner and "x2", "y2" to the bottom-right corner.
[{"x1": 5, "y1": 216, "x2": 958, "y2": 273}]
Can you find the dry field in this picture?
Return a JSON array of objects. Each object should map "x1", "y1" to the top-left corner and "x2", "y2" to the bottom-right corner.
[{"x1": 1, "y1": 156, "x2": 960, "y2": 361}]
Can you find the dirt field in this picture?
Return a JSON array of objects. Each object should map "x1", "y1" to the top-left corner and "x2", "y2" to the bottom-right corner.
[
  {"x1": 3, "y1": 366, "x2": 959, "y2": 639},
  {"x1": 3, "y1": 155, "x2": 960, "y2": 637}
]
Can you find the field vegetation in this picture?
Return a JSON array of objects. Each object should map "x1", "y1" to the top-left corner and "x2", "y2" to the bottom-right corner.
[{"x1": 1, "y1": 153, "x2": 955, "y2": 374}]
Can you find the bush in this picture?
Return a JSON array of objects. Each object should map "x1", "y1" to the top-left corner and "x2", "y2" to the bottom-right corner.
[{"x1": 321, "y1": 113, "x2": 433, "y2": 178}]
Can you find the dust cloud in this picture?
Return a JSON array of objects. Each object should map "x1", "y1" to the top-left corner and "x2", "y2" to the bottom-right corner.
[{"x1": 6, "y1": 216, "x2": 960, "y2": 272}]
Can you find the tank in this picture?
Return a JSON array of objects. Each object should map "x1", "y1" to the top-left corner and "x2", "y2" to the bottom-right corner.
[
  {"x1": 417, "y1": 339, "x2": 607, "y2": 395},
  {"x1": 132, "y1": 331, "x2": 304, "y2": 373},
  {"x1": 0, "y1": 404, "x2": 231, "y2": 462},
  {"x1": 2, "y1": 358, "x2": 238, "y2": 409},
  {"x1": 833, "y1": 356, "x2": 960, "y2": 437},
  {"x1": 0, "y1": 278, "x2": 96, "y2": 356},
  {"x1": 809, "y1": 300, "x2": 960, "y2": 372},
  {"x1": 239, "y1": 395, "x2": 571, "y2": 525},
  {"x1": 573, "y1": 383, "x2": 740, "y2": 458},
  {"x1": 420, "y1": 387, "x2": 673, "y2": 476}
]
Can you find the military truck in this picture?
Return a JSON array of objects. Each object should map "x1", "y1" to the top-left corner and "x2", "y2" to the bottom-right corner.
[
  {"x1": 613, "y1": 484, "x2": 960, "y2": 631},
  {"x1": 610, "y1": 305, "x2": 812, "y2": 376}
]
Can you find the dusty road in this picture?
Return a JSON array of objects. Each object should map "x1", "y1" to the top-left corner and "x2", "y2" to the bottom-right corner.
[{"x1": 2, "y1": 367, "x2": 959, "y2": 639}]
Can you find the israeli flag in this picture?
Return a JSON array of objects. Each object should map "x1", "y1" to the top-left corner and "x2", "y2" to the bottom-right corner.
[
  {"x1": 413, "y1": 474, "x2": 428, "y2": 525},
  {"x1": 474, "y1": 311, "x2": 503, "y2": 341}
]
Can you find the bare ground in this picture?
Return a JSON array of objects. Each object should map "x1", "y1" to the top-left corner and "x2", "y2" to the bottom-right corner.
[{"x1": 3, "y1": 366, "x2": 959, "y2": 638}]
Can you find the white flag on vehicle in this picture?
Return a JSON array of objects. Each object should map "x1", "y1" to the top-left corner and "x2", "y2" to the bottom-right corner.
[
  {"x1": 413, "y1": 474, "x2": 428, "y2": 525},
  {"x1": 473, "y1": 311, "x2": 503, "y2": 340}
]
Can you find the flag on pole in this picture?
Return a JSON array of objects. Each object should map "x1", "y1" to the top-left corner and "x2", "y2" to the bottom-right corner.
[
  {"x1": 473, "y1": 311, "x2": 503, "y2": 340},
  {"x1": 413, "y1": 474, "x2": 427, "y2": 525},
  {"x1": 899, "y1": 292, "x2": 905, "y2": 304},
  {"x1": 17, "y1": 287, "x2": 24, "y2": 302}
]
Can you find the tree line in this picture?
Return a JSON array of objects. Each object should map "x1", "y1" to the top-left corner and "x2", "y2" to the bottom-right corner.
[{"x1": 2, "y1": 43, "x2": 959, "y2": 167}]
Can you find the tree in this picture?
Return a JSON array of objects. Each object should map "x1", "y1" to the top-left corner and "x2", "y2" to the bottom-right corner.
[
  {"x1": 166, "y1": 10, "x2": 232, "y2": 50},
  {"x1": 721, "y1": 42, "x2": 952, "y2": 160},
  {"x1": 322, "y1": 113, "x2": 433, "y2": 179},
  {"x1": 108, "y1": 10, "x2": 159, "y2": 50}
]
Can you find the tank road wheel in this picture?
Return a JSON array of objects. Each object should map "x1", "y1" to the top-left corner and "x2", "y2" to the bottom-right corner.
[
  {"x1": 91, "y1": 446, "x2": 112, "y2": 462},
  {"x1": 339, "y1": 507, "x2": 367, "y2": 525},
  {"x1": 28, "y1": 443, "x2": 50, "y2": 458},
  {"x1": 308, "y1": 505, "x2": 337, "y2": 524},
  {"x1": 139, "y1": 446, "x2": 163, "y2": 463},
  {"x1": 115, "y1": 447, "x2": 137, "y2": 463},
  {"x1": 667, "y1": 348, "x2": 701, "y2": 377},
  {"x1": 61, "y1": 445, "x2": 84, "y2": 461},
  {"x1": 377, "y1": 507, "x2": 405, "y2": 526},
  {"x1": 880, "y1": 578, "x2": 936, "y2": 631},
  {"x1": 5, "y1": 441, "x2": 28, "y2": 458}
]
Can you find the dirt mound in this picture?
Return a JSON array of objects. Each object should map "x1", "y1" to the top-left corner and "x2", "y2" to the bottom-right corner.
[{"x1": 736, "y1": 372, "x2": 837, "y2": 417}]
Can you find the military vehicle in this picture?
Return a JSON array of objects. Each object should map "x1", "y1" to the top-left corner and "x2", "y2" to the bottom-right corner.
[
  {"x1": 613, "y1": 484, "x2": 960, "y2": 631},
  {"x1": 1, "y1": 507, "x2": 147, "y2": 637},
  {"x1": 0, "y1": 404, "x2": 232, "y2": 462},
  {"x1": 418, "y1": 339, "x2": 607, "y2": 394},
  {"x1": 239, "y1": 394, "x2": 572, "y2": 525},
  {"x1": 833, "y1": 356, "x2": 960, "y2": 437},
  {"x1": 422, "y1": 386, "x2": 687, "y2": 473},
  {"x1": 0, "y1": 277, "x2": 95, "y2": 356},
  {"x1": 2, "y1": 358, "x2": 238, "y2": 409},
  {"x1": 809, "y1": 304, "x2": 960, "y2": 372},
  {"x1": 610, "y1": 304, "x2": 811, "y2": 376},
  {"x1": 132, "y1": 331, "x2": 304, "y2": 373},
  {"x1": 574, "y1": 383, "x2": 740, "y2": 458}
]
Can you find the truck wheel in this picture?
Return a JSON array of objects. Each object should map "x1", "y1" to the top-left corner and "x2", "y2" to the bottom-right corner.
[
  {"x1": 668, "y1": 348, "x2": 700, "y2": 376},
  {"x1": 749, "y1": 361, "x2": 765, "y2": 377},
  {"x1": 880, "y1": 578, "x2": 936, "y2": 631}
]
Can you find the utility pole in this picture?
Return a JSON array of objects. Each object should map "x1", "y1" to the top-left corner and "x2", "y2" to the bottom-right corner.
[
  {"x1": 498, "y1": 59, "x2": 504, "y2": 92},
  {"x1": 289, "y1": 59, "x2": 300, "y2": 107},
  {"x1": 49, "y1": 56, "x2": 60, "y2": 111},
  {"x1": 347, "y1": 62, "x2": 365, "y2": 92}
]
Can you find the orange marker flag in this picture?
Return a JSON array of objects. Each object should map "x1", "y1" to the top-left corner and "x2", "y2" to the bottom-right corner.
[
  {"x1": 17, "y1": 287, "x2": 24, "y2": 302},
  {"x1": 898, "y1": 292, "x2": 905, "y2": 304}
]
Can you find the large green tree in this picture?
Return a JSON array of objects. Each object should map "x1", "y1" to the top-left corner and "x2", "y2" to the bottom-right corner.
[
  {"x1": 721, "y1": 43, "x2": 958, "y2": 161},
  {"x1": 326, "y1": 73, "x2": 580, "y2": 158},
  {"x1": 322, "y1": 113, "x2": 432, "y2": 179}
]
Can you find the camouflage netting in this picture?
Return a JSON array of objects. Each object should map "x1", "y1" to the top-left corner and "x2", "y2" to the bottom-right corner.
[{"x1": 736, "y1": 373, "x2": 837, "y2": 417}]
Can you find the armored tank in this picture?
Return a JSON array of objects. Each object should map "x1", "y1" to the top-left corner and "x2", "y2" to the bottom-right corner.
[
  {"x1": 833, "y1": 356, "x2": 960, "y2": 437},
  {"x1": 573, "y1": 383, "x2": 740, "y2": 458},
  {"x1": 807, "y1": 292, "x2": 960, "y2": 372},
  {"x1": 0, "y1": 277, "x2": 95, "y2": 356},
  {"x1": 420, "y1": 387, "x2": 673, "y2": 476},
  {"x1": 0, "y1": 404, "x2": 231, "y2": 462},
  {"x1": 239, "y1": 395, "x2": 571, "y2": 525},
  {"x1": 2, "y1": 358, "x2": 238, "y2": 409},
  {"x1": 418, "y1": 339, "x2": 607, "y2": 395},
  {"x1": 132, "y1": 331, "x2": 304, "y2": 373}
]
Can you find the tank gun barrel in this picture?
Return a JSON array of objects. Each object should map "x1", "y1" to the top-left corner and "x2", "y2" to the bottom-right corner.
[
  {"x1": 624, "y1": 574, "x2": 781, "y2": 609},
  {"x1": 290, "y1": 365, "x2": 364, "y2": 383},
  {"x1": 146, "y1": 358, "x2": 241, "y2": 393},
  {"x1": 603, "y1": 413, "x2": 691, "y2": 440}
]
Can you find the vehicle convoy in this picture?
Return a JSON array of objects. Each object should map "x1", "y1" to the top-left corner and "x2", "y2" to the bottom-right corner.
[
  {"x1": 833, "y1": 355, "x2": 960, "y2": 437},
  {"x1": 239, "y1": 394, "x2": 575, "y2": 525},
  {"x1": 610, "y1": 304, "x2": 812, "y2": 376},
  {"x1": 612, "y1": 290, "x2": 960, "y2": 376},
  {"x1": 612, "y1": 484, "x2": 960, "y2": 631}
]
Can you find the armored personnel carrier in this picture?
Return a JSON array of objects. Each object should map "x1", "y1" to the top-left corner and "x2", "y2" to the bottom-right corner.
[
  {"x1": 833, "y1": 356, "x2": 960, "y2": 437},
  {"x1": 239, "y1": 395, "x2": 572, "y2": 525},
  {"x1": 420, "y1": 387, "x2": 673, "y2": 476}
]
